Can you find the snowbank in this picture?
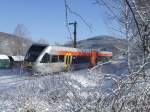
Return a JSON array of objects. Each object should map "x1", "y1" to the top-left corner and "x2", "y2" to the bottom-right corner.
[{"x1": 0, "y1": 60, "x2": 128, "y2": 112}]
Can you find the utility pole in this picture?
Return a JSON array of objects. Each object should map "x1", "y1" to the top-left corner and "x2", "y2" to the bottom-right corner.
[{"x1": 69, "y1": 21, "x2": 77, "y2": 48}]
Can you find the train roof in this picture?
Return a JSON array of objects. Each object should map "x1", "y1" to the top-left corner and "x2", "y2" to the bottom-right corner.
[
  {"x1": 99, "y1": 51, "x2": 112, "y2": 53},
  {"x1": 0, "y1": 55, "x2": 9, "y2": 60},
  {"x1": 47, "y1": 45, "x2": 91, "y2": 52},
  {"x1": 47, "y1": 46, "x2": 112, "y2": 53},
  {"x1": 11, "y1": 56, "x2": 24, "y2": 61},
  {"x1": 32, "y1": 43, "x2": 49, "y2": 47},
  {"x1": 30, "y1": 44, "x2": 112, "y2": 54}
]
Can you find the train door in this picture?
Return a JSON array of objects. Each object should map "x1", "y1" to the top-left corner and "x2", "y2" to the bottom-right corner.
[
  {"x1": 64, "y1": 53, "x2": 72, "y2": 71},
  {"x1": 36, "y1": 53, "x2": 52, "y2": 74},
  {"x1": 91, "y1": 50, "x2": 97, "y2": 66},
  {"x1": 51, "y1": 55, "x2": 64, "y2": 73}
]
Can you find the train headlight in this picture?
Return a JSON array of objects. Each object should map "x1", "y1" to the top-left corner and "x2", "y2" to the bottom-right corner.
[{"x1": 23, "y1": 61, "x2": 33, "y2": 68}]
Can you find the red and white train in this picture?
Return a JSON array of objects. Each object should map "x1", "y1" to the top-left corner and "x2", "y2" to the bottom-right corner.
[{"x1": 24, "y1": 44, "x2": 112, "y2": 74}]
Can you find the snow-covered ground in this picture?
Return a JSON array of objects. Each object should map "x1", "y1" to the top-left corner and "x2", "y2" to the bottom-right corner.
[{"x1": 0, "y1": 60, "x2": 128, "y2": 112}]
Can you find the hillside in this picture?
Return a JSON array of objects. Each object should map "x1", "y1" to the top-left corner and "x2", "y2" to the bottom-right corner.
[
  {"x1": 0, "y1": 32, "x2": 127, "y2": 58},
  {"x1": 0, "y1": 32, "x2": 32, "y2": 56},
  {"x1": 66, "y1": 36, "x2": 127, "y2": 58}
]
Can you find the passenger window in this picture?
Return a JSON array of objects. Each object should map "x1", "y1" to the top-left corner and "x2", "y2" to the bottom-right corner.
[
  {"x1": 51, "y1": 55, "x2": 58, "y2": 63},
  {"x1": 41, "y1": 53, "x2": 50, "y2": 63},
  {"x1": 72, "y1": 56, "x2": 90, "y2": 64},
  {"x1": 59, "y1": 55, "x2": 64, "y2": 62}
]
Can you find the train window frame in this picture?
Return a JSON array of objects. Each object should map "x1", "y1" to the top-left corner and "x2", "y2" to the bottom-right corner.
[
  {"x1": 72, "y1": 56, "x2": 90, "y2": 64},
  {"x1": 58, "y1": 55, "x2": 64, "y2": 62},
  {"x1": 51, "y1": 55, "x2": 58, "y2": 63}
]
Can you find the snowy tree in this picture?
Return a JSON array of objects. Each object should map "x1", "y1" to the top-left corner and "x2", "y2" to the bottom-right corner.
[
  {"x1": 63, "y1": 0, "x2": 150, "y2": 111},
  {"x1": 14, "y1": 24, "x2": 29, "y2": 38},
  {"x1": 13, "y1": 24, "x2": 31, "y2": 55}
]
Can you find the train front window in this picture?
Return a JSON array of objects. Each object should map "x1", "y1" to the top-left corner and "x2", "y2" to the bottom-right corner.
[
  {"x1": 41, "y1": 53, "x2": 50, "y2": 63},
  {"x1": 25, "y1": 44, "x2": 47, "y2": 62}
]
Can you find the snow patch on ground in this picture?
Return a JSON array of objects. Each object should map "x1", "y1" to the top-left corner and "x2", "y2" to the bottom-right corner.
[
  {"x1": 0, "y1": 60, "x2": 127, "y2": 112},
  {"x1": 69, "y1": 74, "x2": 97, "y2": 87}
]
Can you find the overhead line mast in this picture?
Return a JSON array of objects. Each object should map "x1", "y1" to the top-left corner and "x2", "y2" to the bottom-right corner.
[{"x1": 69, "y1": 21, "x2": 77, "y2": 48}]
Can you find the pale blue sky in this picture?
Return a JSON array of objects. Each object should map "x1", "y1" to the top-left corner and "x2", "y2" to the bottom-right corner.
[{"x1": 0, "y1": 0, "x2": 119, "y2": 44}]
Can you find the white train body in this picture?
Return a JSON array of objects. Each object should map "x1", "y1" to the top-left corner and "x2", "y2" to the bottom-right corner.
[{"x1": 24, "y1": 44, "x2": 112, "y2": 74}]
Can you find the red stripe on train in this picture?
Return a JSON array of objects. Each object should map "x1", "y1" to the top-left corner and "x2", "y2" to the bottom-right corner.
[
  {"x1": 97, "y1": 53, "x2": 112, "y2": 57},
  {"x1": 58, "y1": 51, "x2": 112, "y2": 57},
  {"x1": 58, "y1": 51, "x2": 91, "y2": 56}
]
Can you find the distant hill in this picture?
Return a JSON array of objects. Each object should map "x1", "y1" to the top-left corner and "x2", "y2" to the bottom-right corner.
[
  {"x1": 66, "y1": 36, "x2": 128, "y2": 58},
  {"x1": 0, "y1": 32, "x2": 32, "y2": 56},
  {"x1": 0, "y1": 32, "x2": 127, "y2": 58}
]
